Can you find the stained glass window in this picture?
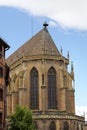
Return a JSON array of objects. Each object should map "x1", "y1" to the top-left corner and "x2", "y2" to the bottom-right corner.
[
  {"x1": 30, "y1": 67, "x2": 39, "y2": 109},
  {"x1": 49, "y1": 121, "x2": 56, "y2": 130},
  {"x1": 48, "y1": 67, "x2": 57, "y2": 109},
  {"x1": 63, "y1": 121, "x2": 69, "y2": 130}
]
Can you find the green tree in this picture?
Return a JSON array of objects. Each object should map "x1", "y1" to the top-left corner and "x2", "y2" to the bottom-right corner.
[{"x1": 9, "y1": 105, "x2": 35, "y2": 130}]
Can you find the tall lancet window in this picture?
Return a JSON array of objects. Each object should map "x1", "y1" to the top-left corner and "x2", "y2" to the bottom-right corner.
[
  {"x1": 63, "y1": 121, "x2": 69, "y2": 130},
  {"x1": 49, "y1": 121, "x2": 56, "y2": 130},
  {"x1": 30, "y1": 67, "x2": 39, "y2": 109},
  {"x1": 48, "y1": 67, "x2": 57, "y2": 109}
]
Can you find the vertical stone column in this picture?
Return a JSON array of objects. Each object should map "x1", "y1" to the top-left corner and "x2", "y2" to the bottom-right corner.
[
  {"x1": 41, "y1": 85, "x2": 46, "y2": 114},
  {"x1": 19, "y1": 88, "x2": 27, "y2": 106},
  {"x1": 59, "y1": 88, "x2": 68, "y2": 112},
  {"x1": 11, "y1": 74, "x2": 19, "y2": 113},
  {"x1": 7, "y1": 93, "x2": 12, "y2": 116},
  {"x1": 19, "y1": 76, "x2": 23, "y2": 89},
  {"x1": 19, "y1": 71, "x2": 25, "y2": 89},
  {"x1": 18, "y1": 71, "x2": 27, "y2": 107},
  {"x1": 12, "y1": 91, "x2": 19, "y2": 113},
  {"x1": 67, "y1": 89, "x2": 75, "y2": 114}
]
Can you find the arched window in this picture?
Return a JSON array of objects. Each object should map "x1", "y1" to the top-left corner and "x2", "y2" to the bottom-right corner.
[
  {"x1": 0, "y1": 67, "x2": 3, "y2": 77},
  {"x1": 81, "y1": 124, "x2": 83, "y2": 130},
  {"x1": 30, "y1": 67, "x2": 39, "y2": 109},
  {"x1": 0, "y1": 113, "x2": 2, "y2": 124},
  {"x1": 0, "y1": 89, "x2": 3, "y2": 101},
  {"x1": 77, "y1": 123, "x2": 79, "y2": 130},
  {"x1": 42, "y1": 74, "x2": 44, "y2": 85},
  {"x1": 63, "y1": 121, "x2": 69, "y2": 130},
  {"x1": 34, "y1": 121, "x2": 38, "y2": 130},
  {"x1": 49, "y1": 121, "x2": 56, "y2": 130},
  {"x1": 48, "y1": 67, "x2": 57, "y2": 109}
]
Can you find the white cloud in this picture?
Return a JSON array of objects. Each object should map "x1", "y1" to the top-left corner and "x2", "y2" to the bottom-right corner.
[
  {"x1": 76, "y1": 106, "x2": 87, "y2": 121},
  {"x1": 49, "y1": 21, "x2": 57, "y2": 27},
  {"x1": 0, "y1": 0, "x2": 87, "y2": 30}
]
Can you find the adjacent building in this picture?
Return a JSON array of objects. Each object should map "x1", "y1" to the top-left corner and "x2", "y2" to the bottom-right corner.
[
  {"x1": 0, "y1": 38, "x2": 10, "y2": 130},
  {"x1": 6, "y1": 24, "x2": 84, "y2": 130}
]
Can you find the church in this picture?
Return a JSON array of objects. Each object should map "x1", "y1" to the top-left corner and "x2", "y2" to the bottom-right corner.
[{"x1": 6, "y1": 23, "x2": 84, "y2": 130}]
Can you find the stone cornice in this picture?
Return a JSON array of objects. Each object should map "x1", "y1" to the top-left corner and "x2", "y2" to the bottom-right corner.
[
  {"x1": 8, "y1": 54, "x2": 69, "y2": 70},
  {"x1": 32, "y1": 113, "x2": 84, "y2": 121}
]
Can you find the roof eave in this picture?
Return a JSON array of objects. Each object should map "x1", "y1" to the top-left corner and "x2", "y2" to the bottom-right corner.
[{"x1": 0, "y1": 38, "x2": 10, "y2": 51}]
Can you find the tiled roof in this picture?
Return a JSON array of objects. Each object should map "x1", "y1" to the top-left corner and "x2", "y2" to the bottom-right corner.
[{"x1": 6, "y1": 27, "x2": 60, "y2": 65}]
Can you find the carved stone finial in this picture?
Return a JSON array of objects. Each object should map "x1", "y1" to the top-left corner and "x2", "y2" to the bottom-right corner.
[
  {"x1": 71, "y1": 61, "x2": 74, "y2": 80},
  {"x1": 71, "y1": 61, "x2": 74, "y2": 71},
  {"x1": 67, "y1": 51, "x2": 70, "y2": 60},
  {"x1": 60, "y1": 47, "x2": 63, "y2": 55}
]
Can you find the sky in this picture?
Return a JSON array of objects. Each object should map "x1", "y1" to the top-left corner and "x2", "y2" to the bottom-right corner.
[{"x1": 0, "y1": 0, "x2": 87, "y2": 120}]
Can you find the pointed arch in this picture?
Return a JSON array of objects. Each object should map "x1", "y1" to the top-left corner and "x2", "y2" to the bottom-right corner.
[
  {"x1": 30, "y1": 67, "x2": 39, "y2": 109},
  {"x1": 49, "y1": 121, "x2": 56, "y2": 130},
  {"x1": 48, "y1": 67, "x2": 57, "y2": 109},
  {"x1": 63, "y1": 121, "x2": 69, "y2": 130}
]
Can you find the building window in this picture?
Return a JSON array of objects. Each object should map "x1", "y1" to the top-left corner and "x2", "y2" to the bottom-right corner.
[
  {"x1": 0, "y1": 67, "x2": 3, "y2": 78},
  {"x1": 81, "y1": 124, "x2": 83, "y2": 130},
  {"x1": 0, "y1": 89, "x2": 3, "y2": 101},
  {"x1": 34, "y1": 121, "x2": 38, "y2": 130},
  {"x1": 30, "y1": 67, "x2": 39, "y2": 109},
  {"x1": 0, "y1": 113, "x2": 2, "y2": 125},
  {"x1": 42, "y1": 74, "x2": 44, "y2": 85},
  {"x1": 63, "y1": 121, "x2": 69, "y2": 130},
  {"x1": 48, "y1": 67, "x2": 57, "y2": 109},
  {"x1": 77, "y1": 123, "x2": 79, "y2": 130},
  {"x1": 49, "y1": 121, "x2": 56, "y2": 130}
]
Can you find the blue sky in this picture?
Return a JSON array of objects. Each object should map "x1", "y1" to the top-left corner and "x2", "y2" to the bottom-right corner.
[{"x1": 0, "y1": 0, "x2": 87, "y2": 119}]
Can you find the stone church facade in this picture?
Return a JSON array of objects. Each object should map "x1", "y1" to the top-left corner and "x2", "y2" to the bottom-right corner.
[{"x1": 6, "y1": 24, "x2": 84, "y2": 130}]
